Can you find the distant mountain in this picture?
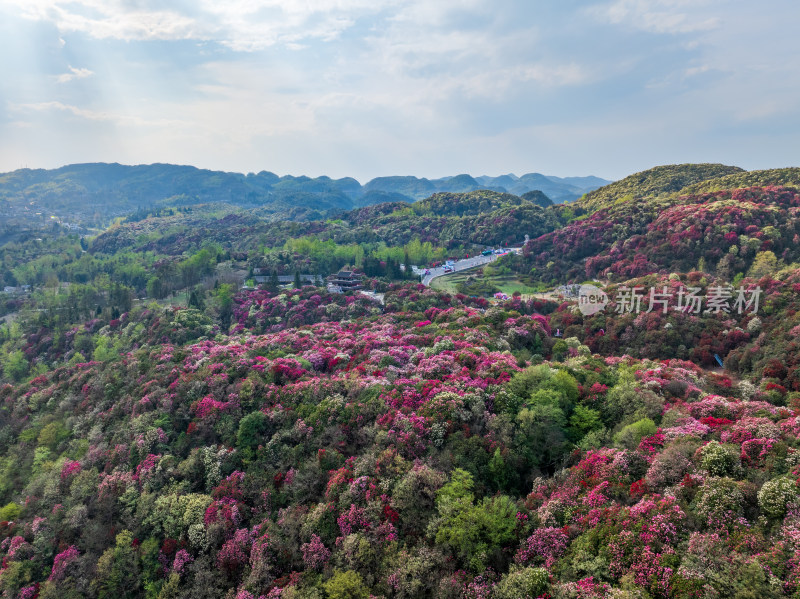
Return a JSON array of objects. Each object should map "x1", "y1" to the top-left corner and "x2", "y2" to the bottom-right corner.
[
  {"x1": 433, "y1": 174, "x2": 481, "y2": 193},
  {"x1": 361, "y1": 176, "x2": 437, "y2": 200},
  {"x1": 0, "y1": 162, "x2": 611, "y2": 226},
  {"x1": 546, "y1": 174, "x2": 610, "y2": 189},
  {"x1": 365, "y1": 172, "x2": 610, "y2": 203},
  {"x1": 89, "y1": 190, "x2": 561, "y2": 258}
]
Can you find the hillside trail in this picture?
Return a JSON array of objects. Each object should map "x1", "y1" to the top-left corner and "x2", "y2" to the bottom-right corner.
[{"x1": 705, "y1": 363, "x2": 740, "y2": 383}]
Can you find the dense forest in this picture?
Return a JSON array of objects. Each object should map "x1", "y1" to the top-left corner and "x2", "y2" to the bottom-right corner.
[{"x1": 2, "y1": 163, "x2": 800, "y2": 598}]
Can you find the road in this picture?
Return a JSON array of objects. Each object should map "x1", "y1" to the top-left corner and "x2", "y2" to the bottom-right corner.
[{"x1": 421, "y1": 253, "x2": 498, "y2": 286}]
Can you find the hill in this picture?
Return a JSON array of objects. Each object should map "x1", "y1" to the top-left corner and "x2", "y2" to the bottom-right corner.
[
  {"x1": 4, "y1": 162, "x2": 800, "y2": 598},
  {"x1": 0, "y1": 163, "x2": 610, "y2": 229},
  {"x1": 0, "y1": 282, "x2": 799, "y2": 598},
  {"x1": 677, "y1": 167, "x2": 800, "y2": 195},
  {"x1": 576, "y1": 163, "x2": 744, "y2": 214},
  {"x1": 84, "y1": 190, "x2": 560, "y2": 278},
  {"x1": 547, "y1": 267, "x2": 800, "y2": 391},
  {"x1": 506, "y1": 166, "x2": 800, "y2": 285}
]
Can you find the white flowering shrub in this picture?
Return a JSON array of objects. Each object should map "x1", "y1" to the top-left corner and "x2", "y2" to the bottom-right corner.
[
  {"x1": 694, "y1": 477, "x2": 743, "y2": 524},
  {"x1": 700, "y1": 441, "x2": 740, "y2": 477},
  {"x1": 494, "y1": 567, "x2": 549, "y2": 599},
  {"x1": 758, "y1": 477, "x2": 798, "y2": 519},
  {"x1": 747, "y1": 316, "x2": 762, "y2": 333},
  {"x1": 738, "y1": 380, "x2": 757, "y2": 401}
]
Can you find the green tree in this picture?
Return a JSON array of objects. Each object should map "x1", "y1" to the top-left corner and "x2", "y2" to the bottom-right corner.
[
  {"x1": 323, "y1": 570, "x2": 369, "y2": 599},
  {"x1": 700, "y1": 441, "x2": 740, "y2": 477},
  {"x1": 569, "y1": 405, "x2": 602, "y2": 439},
  {"x1": 488, "y1": 448, "x2": 512, "y2": 492},
  {"x1": 434, "y1": 469, "x2": 518, "y2": 571},
  {"x1": 188, "y1": 286, "x2": 206, "y2": 311},
  {"x1": 93, "y1": 336, "x2": 118, "y2": 362},
  {"x1": 515, "y1": 403, "x2": 568, "y2": 472},
  {"x1": 213, "y1": 283, "x2": 235, "y2": 329},
  {"x1": 494, "y1": 567, "x2": 550, "y2": 599},
  {"x1": 758, "y1": 476, "x2": 798, "y2": 519},
  {"x1": 3, "y1": 349, "x2": 28, "y2": 382},
  {"x1": 613, "y1": 418, "x2": 657, "y2": 450},
  {"x1": 748, "y1": 250, "x2": 779, "y2": 279},
  {"x1": 92, "y1": 530, "x2": 141, "y2": 599},
  {"x1": 237, "y1": 411, "x2": 269, "y2": 456},
  {"x1": 0, "y1": 501, "x2": 21, "y2": 521}
]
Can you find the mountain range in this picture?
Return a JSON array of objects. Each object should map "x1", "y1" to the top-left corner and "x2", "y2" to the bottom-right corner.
[{"x1": 0, "y1": 163, "x2": 611, "y2": 226}]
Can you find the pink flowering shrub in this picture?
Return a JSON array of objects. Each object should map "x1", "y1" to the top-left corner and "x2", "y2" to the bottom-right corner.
[
  {"x1": 516, "y1": 526, "x2": 569, "y2": 568},
  {"x1": 301, "y1": 534, "x2": 331, "y2": 571},
  {"x1": 336, "y1": 504, "x2": 370, "y2": 538},
  {"x1": 59, "y1": 460, "x2": 81, "y2": 482},
  {"x1": 218, "y1": 527, "x2": 255, "y2": 576},
  {"x1": 172, "y1": 549, "x2": 193, "y2": 574},
  {"x1": 722, "y1": 416, "x2": 781, "y2": 445},
  {"x1": 740, "y1": 437, "x2": 778, "y2": 466},
  {"x1": 645, "y1": 446, "x2": 692, "y2": 490},
  {"x1": 48, "y1": 545, "x2": 79, "y2": 581}
]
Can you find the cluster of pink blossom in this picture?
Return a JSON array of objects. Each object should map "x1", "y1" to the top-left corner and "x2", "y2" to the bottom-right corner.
[
  {"x1": 516, "y1": 526, "x2": 569, "y2": 568},
  {"x1": 59, "y1": 460, "x2": 81, "y2": 482},
  {"x1": 48, "y1": 545, "x2": 79, "y2": 581},
  {"x1": 218, "y1": 527, "x2": 256, "y2": 575},
  {"x1": 300, "y1": 534, "x2": 330, "y2": 571},
  {"x1": 191, "y1": 394, "x2": 238, "y2": 420},
  {"x1": 336, "y1": 504, "x2": 370, "y2": 538},
  {"x1": 171, "y1": 549, "x2": 193, "y2": 574},
  {"x1": 134, "y1": 453, "x2": 161, "y2": 481}
]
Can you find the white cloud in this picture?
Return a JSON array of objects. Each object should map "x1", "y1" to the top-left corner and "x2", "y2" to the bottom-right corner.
[
  {"x1": 9, "y1": 100, "x2": 183, "y2": 128},
  {"x1": 0, "y1": 0, "x2": 398, "y2": 49},
  {"x1": 420, "y1": 61, "x2": 591, "y2": 103},
  {"x1": 3, "y1": 0, "x2": 798, "y2": 180},
  {"x1": 589, "y1": 0, "x2": 721, "y2": 34},
  {"x1": 5, "y1": 0, "x2": 201, "y2": 41},
  {"x1": 684, "y1": 65, "x2": 711, "y2": 77},
  {"x1": 55, "y1": 65, "x2": 93, "y2": 83}
]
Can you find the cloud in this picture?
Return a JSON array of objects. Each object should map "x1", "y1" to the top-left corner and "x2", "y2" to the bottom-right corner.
[
  {"x1": 195, "y1": 0, "x2": 396, "y2": 51},
  {"x1": 55, "y1": 65, "x2": 93, "y2": 83},
  {"x1": 588, "y1": 0, "x2": 721, "y2": 34},
  {"x1": 684, "y1": 65, "x2": 711, "y2": 77},
  {"x1": 1, "y1": 0, "x2": 395, "y2": 49},
  {"x1": 2, "y1": 0, "x2": 799, "y2": 181},
  {"x1": 6, "y1": 0, "x2": 201, "y2": 41},
  {"x1": 9, "y1": 101, "x2": 182, "y2": 128}
]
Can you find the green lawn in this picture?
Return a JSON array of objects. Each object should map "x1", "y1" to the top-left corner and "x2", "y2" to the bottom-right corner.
[
  {"x1": 430, "y1": 272, "x2": 471, "y2": 293},
  {"x1": 431, "y1": 271, "x2": 550, "y2": 297}
]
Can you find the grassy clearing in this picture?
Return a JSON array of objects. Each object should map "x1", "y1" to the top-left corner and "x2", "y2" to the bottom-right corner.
[{"x1": 431, "y1": 271, "x2": 550, "y2": 297}]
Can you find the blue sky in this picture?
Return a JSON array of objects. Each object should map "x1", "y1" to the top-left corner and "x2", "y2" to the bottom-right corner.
[{"x1": 1, "y1": 0, "x2": 798, "y2": 182}]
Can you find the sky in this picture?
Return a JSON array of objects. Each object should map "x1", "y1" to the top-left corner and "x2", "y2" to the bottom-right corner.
[{"x1": 0, "y1": 0, "x2": 799, "y2": 182}]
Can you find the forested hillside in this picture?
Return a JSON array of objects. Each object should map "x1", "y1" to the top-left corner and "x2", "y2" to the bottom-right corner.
[
  {"x1": 508, "y1": 169, "x2": 800, "y2": 286},
  {"x1": 0, "y1": 164, "x2": 609, "y2": 230},
  {"x1": 3, "y1": 164, "x2": 800, "y2": 598}
]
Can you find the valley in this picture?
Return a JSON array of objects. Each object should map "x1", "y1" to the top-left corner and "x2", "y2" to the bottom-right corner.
[{"x1": 1, "y1": 163, "x2": 800, "y2": 598}]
